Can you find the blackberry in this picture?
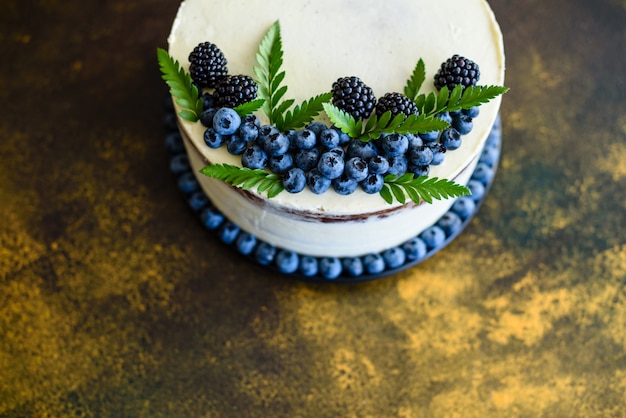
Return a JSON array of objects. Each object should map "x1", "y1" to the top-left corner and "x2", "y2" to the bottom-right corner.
[
  {"x1": 214, "y1": 75, "x2": 258, "y2": 108},
  {"x1": 434, "y1": 55, "x2": 480, "y2": 91},
  {"x1": 188, "y1": 42, "x2": 228, "y2": 88},
  {"x1": 331, "y1": 76, "x2": 376, "y2": 120},
  {"x1": 376, "y1": 92, "x2": 418, "y2": 118}
]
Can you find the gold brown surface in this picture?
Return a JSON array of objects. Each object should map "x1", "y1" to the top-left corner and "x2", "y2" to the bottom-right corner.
[{"x1": 1, "y1": 0, "x2": 626, "y2": 417}]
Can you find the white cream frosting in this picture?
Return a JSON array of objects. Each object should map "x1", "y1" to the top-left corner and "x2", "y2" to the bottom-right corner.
[{"x1": 168, "y1": 0, "x2": 505, "y2": 257}]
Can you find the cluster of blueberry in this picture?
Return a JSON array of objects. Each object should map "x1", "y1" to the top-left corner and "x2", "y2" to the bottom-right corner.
[
  {"x1": 200, "y1": 91, "x2": 480, "y2": 197},
  {"x1": 165, "y1": 91, "x2": 501, "y2": 280}
]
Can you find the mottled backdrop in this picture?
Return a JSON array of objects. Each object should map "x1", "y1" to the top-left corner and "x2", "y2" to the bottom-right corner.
[{"x1": 1, "y1": 0, "x2": 625, "y2": 417}]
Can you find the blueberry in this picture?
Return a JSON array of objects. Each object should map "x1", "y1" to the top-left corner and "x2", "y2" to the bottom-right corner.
[
  {"x1": 451, "y1": 196, "x2": 476, "y2": 220},
  {"x1": 317, "y1": 151, "x2": 345, "y2": 179},
  {"x1": 420, "y1": 226, "x2": 446, "y2": 249},
  {"x1": 382, "y1": 247, "x2": 406, "y2": 269},
  {"x1": 241, "y1": 144, "x2": 268, "y2": 169},
  {"x1": 307, "y1": 169, "x2": 332, "y2": 194},
  {"x1": 418, "y1": 130, "x2": 440, "y2": 143},
  {"x1": 254, "y1": 242, "x2": 276, "y2": 266},
  {"x1": 406, "y1": 133, "x2": 424, "y2": 149},
  {"x1": 480, "y1": 144, "x2": 499, "y2": 167},
  {"x1": 429, "y1": 143, "x2": 446, "y2": 165},
  {"x1": 275, "y1": 250, "x2": 299, "y2": 274},
  {"x1": 471, "y1": 162, "x2": 494, "y2": 185},
  {"x1": 381, "y1": 133, "x2": 409, "y2": 157},
  {"x1": 346, "y1": 140, "x2": 378, "y2": 160},
  {"x1": 467, "y1": 179, "x2": 486, "y2": 202},
  {"x1": 177, "y1": 172, "x2": 199, "y2": 194},
  {"x1": 408, "y1": 145, "x2": 434, "y2": 166},
  {"x1": 402, "y1": 237, "x2": 427, "y2": 261},
  {"x1": 294, "y1": 129, "x2": 317, "y2": 149},
  {"x1": 256, "y1": 125, "x2": 279, "y2": 148},
  {"x1": 294, "y1": 148, "x2": 320, "y2": 171},
  {"x1": 363, "y1": 253, "x2": 385, "y2": 275},
  {"x1": 440, "y1": 128, "x2": 462, "y2": 150},
  {"x1": 435, "y1": 111, "x2": 453, "y2": 125},
  {"x1": 170, "y1": 154, "x2": 190, "y2": 175},
  {"x1": 282, "y1": 168, "x2": 307, "y2": 193},
  {"x1": 332, "y1": 174, "x2": 359, "y2": 195},
  {"x1": 386, "y1": 155, "x2": 408, "y2": 177},
  {"x1": 344, "y1": 157, "x2": 369, "y2": 182},
  {"x1": 187, "y1": 191, "x2": 209, "y2": 211},
  {"x1": 284, "y1": 129, "x2": 299, "y2": 153},
  {"x1": 437, "y1": 212, "x2": 463, "y2": 236},
  {"x1": 409, "y1": 164, "x2": 430, "y2": 177},
  {"x1": 452, "y1": 113, "x2": 473, "y2": 135},
  {"x1": 319, "y1": 128, "x2": 340, "y2": 149},
  {"x1": 243, "y1": 113, "x2": 260, "y2": 127},
  {"x1": 238, "y1": 121, "x2": 259, "y2": 143},
  {"x1": 368, "y1": 156, "x2": 390, "y2": 175},
  {"x1": 200, "y1": 206, "x2": 224, "y2": 230},
  {"x1": 225, "y1": 135, "x2": 247, "y2": 155},
  {"x1": 334, "y1": 127, "x2": 351, "y2": 146},
  {"x1": 264, "y1": 132, "x2": 290, "y2": 157},
  {"x1": 328, "y1": 147, "x2": 345, "y2": 158},
  {"x1": 213, "y1": 108, "x2": 241, "y2": 135},
  {"x1": 200, "y1": 107, "x2": 218, "y2": 127},
  {"x1": 268, "y1": 153, "x2": 293, "y2": 174},
  {"x1": 306, "y1": 121, "x2": 328, "y2": 137},
  {"x1": 299, "y1": 256, "x2": 319, "y2": 277},
  {"x1": 342, "y1": 257, "x2": 364, "y2": 277},
  {"x1": 360, "y1": 173, "x2": 384, "y2": 194},
  {"x1": 236, "y1": 232, "x2": 257, "y2": 255},
  {"x1": 462, "y1": 106, "x2": 480, "y2": 118},
  {"x1": 165, "y1": 131, "x2": 184, "y2": 154},
  {"x1": 219, "y1": 221, "x2": 240, "y2": 244},
  {"x1": 319, "y1": 257, "x2": 342, "y2": 279},
  {"x1": 204, "y1": 127, "x2": 224, "y2": 149}
]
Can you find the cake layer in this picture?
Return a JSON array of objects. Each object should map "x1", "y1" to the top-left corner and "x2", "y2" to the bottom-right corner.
[{"x1": 167, "y1": 0, "x2": 505, "y2": 257}]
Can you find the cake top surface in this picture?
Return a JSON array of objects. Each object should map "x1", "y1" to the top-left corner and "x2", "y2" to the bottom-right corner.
[{"x1": 167, "y1": 0, "x2": 505, "y2": 214}]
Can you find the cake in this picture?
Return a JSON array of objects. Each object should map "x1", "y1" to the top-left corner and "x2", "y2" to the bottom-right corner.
[{"x1": 161, "y1": 0, "x2": 506, "y2": 280}]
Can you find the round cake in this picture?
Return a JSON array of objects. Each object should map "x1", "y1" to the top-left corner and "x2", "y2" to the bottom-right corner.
[{"x1": 163, "y1": 0, "x2": 506, "y2": 280}]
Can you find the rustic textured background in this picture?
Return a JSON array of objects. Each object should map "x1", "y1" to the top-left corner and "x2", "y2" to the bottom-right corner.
[{"x1": 1, "y1": 0, "x2": 626, "y2": 416}]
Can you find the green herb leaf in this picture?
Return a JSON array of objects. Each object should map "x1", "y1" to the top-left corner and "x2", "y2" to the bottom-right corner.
[
  {"x1": 254, "y1": 21, "x2": 286, "y2": 124},
  {"x1": 381, "y1": 174, "x2": 471, "y2": 205},
  {"x1": 404, "y1": 59, "x2": 426, "y2": 101},
  {"x1": 446, "y1": 85, "x2": 509, "y2": 113},
  {"x1": 234, "y1": 98, "x2": 265, "y2": 118},
  {"x1": 417, "y1": 84, "x2": 509, "y2": 116},
  {"x1": 322, "y1": 102, "x2": 361, "y2": 138},
  {"x1": 200, "y1": 163, "x2": 284, "y2": 198},
  {"x1": 276, "y1": 92, "x2": 333, "y2": 131},
  {"x1": 157, "y1": 48, "x2": 203, "y2": 122},
  {"x1": 323, "y1": 104, "x2": 450, "y2": 142}
]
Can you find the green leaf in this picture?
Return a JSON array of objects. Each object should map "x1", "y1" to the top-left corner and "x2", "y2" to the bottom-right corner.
[
  {"x1": 423, "y1": 92, "x2": 436, "y2": 115},
  {"x1": 380, "y1": 185, "x2": 393, "y2": 204},
  {"x1": 431, "y1": 84, "x2": 509, "y2": 115},
  {"x1": 322, "y1": 103, "x2": 361, "y2": 138},
  {"x1": 404, "y1": 59, "x2": 426, "y2": 102},
  {"x1": 380, "y1": 174, "x2": 471, "y2": 205},
  {"x1": 200, "y1": 164, "x2": 284, "y2": 197},
  {"x1": 234, "y1": 99, "x2": 265, "y2": 117},
  {"x1": 254, "y1": 21, "x2": 285, "y2": 124},
  {"x1": 390, "y1": 184, "x2": 406, "y2": 204},
  {"x1": 277, "y1": 92, "x2": 333, "y2": 131},
  {"x1": 157, "y1": 48, "x2": 203, "y2": 122}
]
